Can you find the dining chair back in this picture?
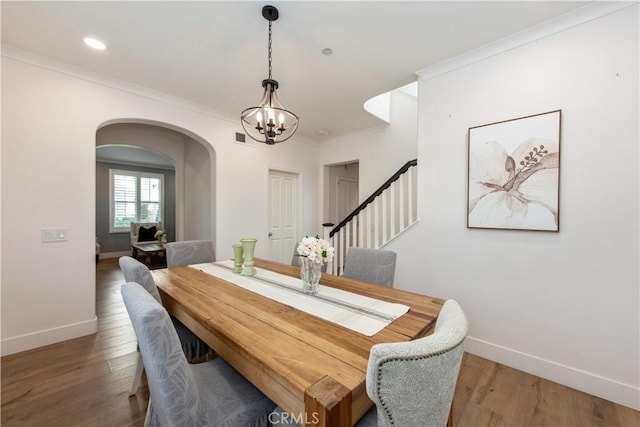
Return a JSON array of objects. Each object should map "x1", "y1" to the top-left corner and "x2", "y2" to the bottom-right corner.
[
  {"x1": 119, "y1": 256, "x2": 162, "y2": 302},
  {"x1": 358, "y1": 299, "x2": 469, "y2": 427},
  {"x1": 118, "y1": 256, "x2": 211, "y2": 396},
  {"x1": 121, "y1": 282, "x2": 276, "y2": 427},
  {"x1": 291, "y1": 244, "x2": 302, "y2": 268},
  {"x1": 341, "y1": 247, "x2": 397, "y2": 287},
  {"x1": 165, "y1": 240, "x2": 215, "y2": 267}
]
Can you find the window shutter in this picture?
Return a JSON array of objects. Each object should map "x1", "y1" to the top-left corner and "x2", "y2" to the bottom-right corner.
[
  {"x1": 113, "y1": 174, "x2": 137, "y2": 229},
  {"x1": 109, "y1": 169, "x2": 164, "y2": 232},
  {"x1": 140, "y1": 177, "x2": 161, "y2": 223}
]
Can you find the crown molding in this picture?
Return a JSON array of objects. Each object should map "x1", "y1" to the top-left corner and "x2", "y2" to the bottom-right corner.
[
  {"x1": 1, "y1": 44, "x2": 324, "y2": 146},
  {"x1": 416, "y1": 2, "x2": 638, "y2": 81},
  {"x1": 316, "y1": 123, "x2": 389, "y2": 148},
  {"x1": 1, "y1": 43, "x2": 241, "y2": 126}
]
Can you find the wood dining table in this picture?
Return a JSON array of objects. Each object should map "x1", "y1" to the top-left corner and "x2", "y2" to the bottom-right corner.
[{"x1": 151, "y1": 258, "x2": 444, "y2": 426}]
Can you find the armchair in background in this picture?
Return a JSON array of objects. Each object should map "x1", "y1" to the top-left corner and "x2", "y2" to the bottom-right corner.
[{"x1": 130, "y1": 221, "x2": 164, "y2": 246}]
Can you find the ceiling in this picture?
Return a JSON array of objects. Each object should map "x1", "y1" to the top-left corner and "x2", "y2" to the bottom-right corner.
[
  {"x1": 2, "y1": 1, "x2": 589, "y2": 142},
  {"x1": 96, "y1": 145, "x2": 175, "y2": 169}
]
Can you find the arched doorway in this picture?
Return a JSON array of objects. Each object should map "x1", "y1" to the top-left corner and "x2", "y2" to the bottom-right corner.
[{"x1": 95, "y1": 120, "x2": 215, "y2": 259}]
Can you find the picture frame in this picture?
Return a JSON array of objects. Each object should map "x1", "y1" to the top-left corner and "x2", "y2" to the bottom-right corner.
[{"x1": 467, "y1": 110, "x2": 561, "y2": 232}]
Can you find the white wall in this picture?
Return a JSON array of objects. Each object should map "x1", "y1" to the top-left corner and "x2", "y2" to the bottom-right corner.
[
  {"x1": 0, "y1": 48, "x2": 319, "y2": 355},
  {"x1": 183, "y1": 138, "x2": 212, "y2": 241},
  {"x1": 388, "y1": 5, "x2": 638, "y2": 409}
]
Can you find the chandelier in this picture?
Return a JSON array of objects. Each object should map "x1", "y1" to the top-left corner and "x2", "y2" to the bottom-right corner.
[{"x1": 241, "y1": 5, "x2": 299, "y2": 145}]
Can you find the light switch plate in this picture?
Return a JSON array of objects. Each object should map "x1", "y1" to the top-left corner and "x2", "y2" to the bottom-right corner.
[{"x1": 41, "y1": 228, "x2": 68, "y2": 242}]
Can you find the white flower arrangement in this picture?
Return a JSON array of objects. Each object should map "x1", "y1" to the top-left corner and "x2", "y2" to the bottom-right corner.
[
  {"x1": 154, "y1": 229, "x2": 165, "y2": 239},
  {"x1": 296, "y1": 235, "x2": 334, "y2": 265}
]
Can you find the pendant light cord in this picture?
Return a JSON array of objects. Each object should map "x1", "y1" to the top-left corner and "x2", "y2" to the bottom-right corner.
[{"x1": 268, "y1": 20, "x2": 273, "y2": 80}]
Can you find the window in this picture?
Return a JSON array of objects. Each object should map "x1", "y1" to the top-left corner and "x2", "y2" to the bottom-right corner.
[{"x1": 109, "y1": 169, "x2": 164, "y2": 233}]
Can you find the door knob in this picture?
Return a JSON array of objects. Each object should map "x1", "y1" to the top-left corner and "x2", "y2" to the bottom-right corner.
[{"x1": 268, "y1": 232, "x2": 273, "y2": 237}]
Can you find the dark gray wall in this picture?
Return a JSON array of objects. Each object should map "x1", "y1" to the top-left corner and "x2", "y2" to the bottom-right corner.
[{"x1": 96, "y1": 161, "x2": 176, "y2": 253}]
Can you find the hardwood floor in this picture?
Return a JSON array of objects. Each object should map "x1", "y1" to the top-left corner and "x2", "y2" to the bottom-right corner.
[
  {"x1": 1, "y1": 258, "x2": 638, "y2": 426},
  {"x1": 1, "y1": 258, "x2": 148, "y2": 426}
]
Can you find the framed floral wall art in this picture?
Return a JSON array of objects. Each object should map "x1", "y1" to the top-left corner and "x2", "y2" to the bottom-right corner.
[{"x1": 467, "y1": 110, "x2": 561, "y2": 231}]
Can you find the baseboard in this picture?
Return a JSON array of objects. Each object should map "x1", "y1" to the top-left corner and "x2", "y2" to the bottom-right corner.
[
  {"x1": 464, "y1": 337, "x2": 640, "y2": 411},
  {"x1": 100, "y1": 250, "x2": 130, "y2": 260},
  {"x1": 1, "y1": 317, "x2": 98, "y2": 356}
]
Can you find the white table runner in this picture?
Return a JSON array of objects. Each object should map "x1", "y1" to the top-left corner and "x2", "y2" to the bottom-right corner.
[{"x1": 189, "y1": 261, "x2": 409, "y2": 336}]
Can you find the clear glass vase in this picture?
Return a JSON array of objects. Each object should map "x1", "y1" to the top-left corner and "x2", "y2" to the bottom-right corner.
[{"x1": 299, "y1": 256, "x2": 321, "y2": 295}]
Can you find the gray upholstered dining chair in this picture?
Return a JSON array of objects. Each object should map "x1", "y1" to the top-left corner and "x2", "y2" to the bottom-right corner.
[
  {"x1": 165, "y1": 240, "x2": 215, "y2": 267},
  {"x1": 119, "y1": 256, "x2": 162, "y2": 302},
  {"x1": 290, "y1": 244, "x2": 302, "y2": 268},
  {"x1": 270, "y1": 299, "x2": 468, "y2": 427},
  {"x1": 341, "y1": 247, "x2": 397, "y2": 287},
  {"x1": 118, "y1": 256, "x2": 211, "y2": 396},
  {"x1": 121, "y1": 282, "x2": 276, "y2": 427},
  {"x1": 357, "y1": 299, "x2": 468, "y2": 426}
]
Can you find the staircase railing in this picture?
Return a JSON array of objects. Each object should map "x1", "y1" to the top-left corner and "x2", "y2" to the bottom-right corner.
[{"x1": 325, "y1": 159, "x2": 417, "y2": 275}]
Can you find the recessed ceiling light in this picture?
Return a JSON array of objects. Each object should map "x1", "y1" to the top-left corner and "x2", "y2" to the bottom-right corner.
[
  {"x1": 318, "y1": 129, "x2": 330, "y2": 137},
  {"x1": 84, "y1": 37, "x2": 106, "y2": 50},
  {"x1": 322, "y1": 48, "x2": 333, "y2": 56}
]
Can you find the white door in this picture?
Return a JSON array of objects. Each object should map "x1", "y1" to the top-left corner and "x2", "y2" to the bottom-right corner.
[
  {"x1": 268, "y1": 170, "x2": 298, "y2": 263},
  {"x1": 336, "y1": 178, "x2": 359, "y2": 247},
  {"x1": 336, "y1": 178, "x2": 359, "y2": 223}
]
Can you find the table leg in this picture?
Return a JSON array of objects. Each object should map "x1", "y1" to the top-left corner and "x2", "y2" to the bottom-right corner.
[{"x1": 304, "y1": 376, "x2": 351, "y2": 426}]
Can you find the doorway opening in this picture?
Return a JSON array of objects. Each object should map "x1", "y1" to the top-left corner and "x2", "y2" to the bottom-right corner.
[
  {"x1": 95, "y1": 121, "x2": 215, "y2": 261},
  {"x1": 323, "y1": 161, "x2": 360, "y2": 228}
]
